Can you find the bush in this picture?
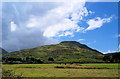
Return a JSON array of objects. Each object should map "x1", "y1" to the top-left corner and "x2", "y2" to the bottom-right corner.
[{"x1": 2, "y1": 68, "x2": 23, "y2": 78}]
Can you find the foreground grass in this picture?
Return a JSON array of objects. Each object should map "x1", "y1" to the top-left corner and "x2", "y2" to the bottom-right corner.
[{"x1": 2, "y1": 63, "x2": 119, "y2": 77}]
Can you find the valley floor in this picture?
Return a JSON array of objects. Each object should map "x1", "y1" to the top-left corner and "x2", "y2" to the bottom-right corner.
[{"x1": 2, "y1": 63, "x2": 120, "y2": 77}]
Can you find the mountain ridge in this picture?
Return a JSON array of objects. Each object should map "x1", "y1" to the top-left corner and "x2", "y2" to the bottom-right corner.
[
  {"x1": 0, "y1": 48, "x2": 8, "y2": 55},
  {"x1": 60, "y1": 41, "x2": 102, "y2": 54},
  {"x1": 2, "y1": 41, "x2": 105, "y2": 64}
]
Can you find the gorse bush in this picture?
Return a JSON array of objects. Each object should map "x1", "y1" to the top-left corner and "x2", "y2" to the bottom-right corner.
[{"x1": 2, "y1": 68, "x2": 23, "y2": 78}]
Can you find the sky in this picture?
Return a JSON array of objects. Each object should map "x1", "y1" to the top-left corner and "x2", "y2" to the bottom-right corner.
[{"x1": 1, "y1": 1, "x2": 119, "y2": 53}]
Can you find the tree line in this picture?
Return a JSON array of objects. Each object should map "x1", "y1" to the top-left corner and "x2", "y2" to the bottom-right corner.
[{"x1": 2, "y1": 52, "x2": 120, "y2": 64}]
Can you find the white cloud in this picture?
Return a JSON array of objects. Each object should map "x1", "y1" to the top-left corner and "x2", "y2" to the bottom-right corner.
[
  {"x1": 2, "y1": 2, "x2": 60, "y2": 52},
  {"x1": 85, "y1": 17, "x2": 112, "y2": 31},
  {"x1": 10, "y1": 21, "x2": 17, "y2": 32},
  {"x1": 25, "y1": 1, "x2": 92, "y2": 38},
  {"x1": 118, "y1": 34, "x2": 120, "y2": 37},
  {"x1": 43, "y1": 19, "x2": 84, "y2": 37},
  {"x1": 26, "y1": 16, "x2": 39, "y2": 28},
  {"x1": 2, "y1": 2, "x2": 113, "y2": 52},
  {"x1": 77, "y1": 39, "x2": 85, "y2": 41},
  {"x1": 2, "y1": 1, "x2": 92, "y2": 52},
  {"x1": 59, "y1": 31, "x2": 74, "y2": 37}
]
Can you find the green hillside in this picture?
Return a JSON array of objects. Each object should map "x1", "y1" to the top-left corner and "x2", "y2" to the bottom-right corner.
[
  {"x1": 0, "y1": 48, "x2": 8, "y2": 55},
  {"x1": 2, "y1": 41, "x2": 104, "y2": 64}
]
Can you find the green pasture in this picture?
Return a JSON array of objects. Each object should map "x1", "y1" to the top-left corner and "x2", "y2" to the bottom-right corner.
[
  {"x1": 2, "y1": 63, "x2": 120, "y2": 77},
  {"x1": 82, "y1": 63, "x2": 120, "y2": 69}
]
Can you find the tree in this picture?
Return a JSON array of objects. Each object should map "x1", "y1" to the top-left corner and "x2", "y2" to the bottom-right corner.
[{"x1": 48, "y1": 58, "x2": 54, "y2": 61}]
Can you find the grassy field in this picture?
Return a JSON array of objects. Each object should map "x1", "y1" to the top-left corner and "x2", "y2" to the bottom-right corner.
[
  {"x1": 2, "y1": 63, "x2": 120, "y2": 77},
  {"x1": 81, "y1": 63, "x2": 120, "y2": 69}
]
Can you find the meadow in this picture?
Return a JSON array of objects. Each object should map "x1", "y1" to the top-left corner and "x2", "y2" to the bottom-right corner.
[{"x1": 2, "y1": 63, "x2": 120, "y2": 77}]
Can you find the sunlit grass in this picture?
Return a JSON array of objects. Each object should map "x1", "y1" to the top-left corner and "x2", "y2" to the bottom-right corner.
[
  {"x1": 81, "y1": 63, "x2": 119, "y2": 69},
  {"x1": 2, "y1": 63, "x2": 119, "y2": 77}
]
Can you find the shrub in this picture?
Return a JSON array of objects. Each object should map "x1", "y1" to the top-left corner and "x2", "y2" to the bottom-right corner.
[{"x1": 2, "y1": 68, "x2": 23, "y2": 78}]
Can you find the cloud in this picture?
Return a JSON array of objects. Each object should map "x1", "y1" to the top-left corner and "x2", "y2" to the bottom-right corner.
[
  {"x1": 26, "y1": 1, "x2": 91, "y2": 38},
  {"x1": 43, "y1": 19, "x2": 84, "y2": 37},
  {"x1": 118, "y1": 34, "x2": 120, "y2": 37},
  {"x1": 77, "y1": 39, "x2": 85, "y2": 42},
  {"x1": 10, "y1": 21, "x2": 17, "y2": 32},
  {"x1": 2, "y1": 2, "x2": 59, "y2": 52},
  {"x1": 2, "y1": 1, "x2": 91, "y2": 52},
  {"x1": 85, "y1": 17, "x2": 112, "y2": 31},
  {"x1": 2, "y1": 1, "x2": 113, "y2": 52},
  {"x1": 58, "y1": 31, "x2": 74, "y2": 37},
  {"x1": 3, "y1": 26, "x2": 57, "y2": 52}
]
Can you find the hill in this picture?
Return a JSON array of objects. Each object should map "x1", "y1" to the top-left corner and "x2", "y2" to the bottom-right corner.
[
  {"x1": 0, "y1": 48, "x2": 8, "y2": 62},
  {"x1": 103, "y1": 52, "x2": 120, "y2": 63},
  {"x1": 0, "y1": 48, "x2": 8, "y2": 55},
  {"x1": 2, "y1": 41, "x2": 104, "y2": 64}
]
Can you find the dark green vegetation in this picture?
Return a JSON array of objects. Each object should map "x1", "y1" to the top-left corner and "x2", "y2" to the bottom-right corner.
[
  {"x1": 2, "y1": 41, "x2": 105, "y2": 64},
  {"x1": 103, "y1": 52, "x2": 120, "y2": 63},
  {"x1": 0, "y1": 48, "x2": 8, "y2": 63}
]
